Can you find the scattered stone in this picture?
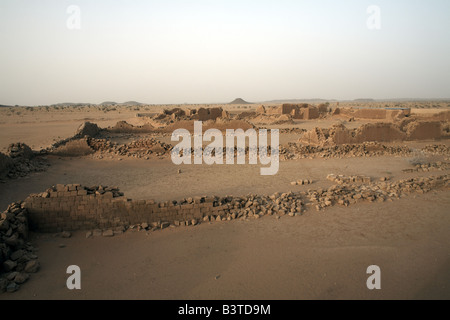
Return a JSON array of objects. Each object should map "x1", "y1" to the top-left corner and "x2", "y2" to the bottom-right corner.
[
  {"x1": 10, "y1": 250, "x2": 25, "y2": 261},
  {"x1": 59, "y1": 231, "x2": 72, "y2": 238},
  {"x1": 3, "y1": 260, "x2": 17, "y2": 272},
  {"x1": 102, "y1": 230, "x2": 114, "y2": 237},
  {"x1": 160, "y1": 222, "x2": 170, "y2": 229},
  {"x1": 24, "y1": 260, "x2": 40, "y2": 273},
  {"x1": 6, "y1": 282, "x2": 19, "y2": 293},
  {"x1": 0, "y1": 278, "x2": 7, "y2": 293},
  {"x1": 13, "y1": 273, "x2": 30, "y2": 284},
  {"x1": 86, "y1": 231, "x2": 93, "y2": 238}
]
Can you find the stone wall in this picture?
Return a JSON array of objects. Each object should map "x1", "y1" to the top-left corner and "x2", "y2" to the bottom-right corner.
[
  {"x1": 337, "y1": 108, "x2": 411, "y2": 120},
  {"x1": 299, "y1": 121, "x2": 446, "y2": 146},
  {"x1": 24, "y1": 184, "x2": 228, "y2": 233}
]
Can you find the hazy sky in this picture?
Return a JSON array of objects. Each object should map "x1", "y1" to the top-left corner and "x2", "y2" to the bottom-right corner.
[{"x1": 0, "y1": 0, "x2": 449, "y2": 105}]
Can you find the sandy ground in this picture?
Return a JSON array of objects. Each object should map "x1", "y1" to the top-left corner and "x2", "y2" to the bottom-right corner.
[
  {"x1": 1, "y1": 105, "x2": 450, "y2": 300},
  {"x1": 0, "y1": 147, "x2": 446, "y2": 207}
]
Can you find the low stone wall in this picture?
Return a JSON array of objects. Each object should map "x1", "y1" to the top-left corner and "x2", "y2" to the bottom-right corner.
[
  {"x1": 337, "y1": 108, "x2": 411, "y2": 120},
  {"x1": 24, "y1": 184, "x2": 227, "y2": 233},
  {"x1": 22, "y1": 172, "x2": 450, "y2": 234}
]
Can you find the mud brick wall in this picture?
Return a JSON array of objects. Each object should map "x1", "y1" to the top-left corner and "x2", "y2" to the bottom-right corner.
[{"x1": 23, "y1": 184, "x2": 228, "y2": 232}]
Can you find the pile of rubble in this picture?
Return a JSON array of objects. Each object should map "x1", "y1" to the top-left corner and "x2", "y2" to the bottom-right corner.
[
  {"x1": 290, "y1": 179, "x2": 313, "y2": 186},
  {"x1": 38, "y1": 184, "x2": 125, "y2": 198},
  {"x1": 307, "y1": 174, "x2": 449, "y2": 210},
  {"x1": 87, "y1": 137, "x2": 173, "y2": 159},
  {"x1": 421, "y1": 144, "x2": 450, "y2": 156},
  {"x1": 0, "y1": 143, "x2": 49, "y2": 180},
  {"x1": 402, "y1": 162, "x2": 450, "y2": 173},
  {"x1": 326, "y1": 174, "x2": 372, "y2": 184},
  {"x1": 280, "y1": 142, "x2": 412, "y2": 160},
  {"x1": 0, "y1": 203, "x2": 40, "y2": 293}
]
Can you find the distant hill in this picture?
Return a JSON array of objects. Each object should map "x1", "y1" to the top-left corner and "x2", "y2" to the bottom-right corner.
[
  {"x1": 353, "y1": 98, "x2": 376, "y2": 102},
  {"x1": 119, "y1": 101, "x2": 144, "y2": 106},
  {"x1": 51, "y1": 102, "x2": 91, "y2": 107},
  {"x1": 98, "y1": 101, "x2": 145, "y2": 106},
  {"x1": 99, "y1": 101, "x2": 118, "y2": 106},
  {"x1": 263, "y1": 98, "x2": 337, "y2": 104},
  {"x1": 229, "y1": 98, "x2": 251, "y2": 104}
]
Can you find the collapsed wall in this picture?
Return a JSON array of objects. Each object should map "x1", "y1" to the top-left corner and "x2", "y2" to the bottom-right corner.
[
  {"x1": 299, "y1": 121, "x2": 446, "y2": 146},
  {"x1": 0, "y1": 203, "x2": 40, "y2": 293},
  {"x1": 106, "y1": 121, "x2": 154, "y2": 133},
  {"x1": 354, "y1": 123, "x2": 407, "y2": 143},
  {"x1": 405, "y1": 121, "x2": 442, "y2": 140},
  {"x1": 258, "y1": 104, "x2": 327, "y2": 120},
  {"x1": 0, "y1": 153, "x2": 13, "y2": 177},
  {"x1": 336, "y1": 108, "x2": 411, "y2": 120},
  {"x1": 0, "y1": 143, "x2": 49, "y2": 180}
]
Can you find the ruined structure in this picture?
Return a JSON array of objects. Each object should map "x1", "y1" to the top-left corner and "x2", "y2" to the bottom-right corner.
[
  {"x1": 299, "y1": 121, "x2": 446, "y2": 146},
  {"x1": 257, "y1": 104, "x2": 328, "y2": 120}
]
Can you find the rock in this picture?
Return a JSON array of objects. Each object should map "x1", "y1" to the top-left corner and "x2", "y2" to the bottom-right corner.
[
  {"x1": 151, "y1": 222, "x2": 160, "y2": 228},
  {"x1": 6, "y1": 272, "x2": 18, "y2": 281},
  {"x1": 6, "y1": 281, "x2": 19, "y2": 293},
  {"x1": 24, "y1": 260, "x2": 40, "y2": 273},
  {"x1": 216, "y1": 215, "x2": 222, "y2": 222},
  {"x1": 191, "y1": 219, "x2": 197, "y2": 226},
  {"x1": 290, "y1": 181, "x2": 297, "y2": 186},
  {"x1": 160, "y1": 222, "x2": 170, "y2": 229},
  {"x1": 7, "y1": 142, "x2": 34, "y2": 160},
  {"x1": 13, "y1": 272, "x2": 29, "y2": 284},
  {"x1": 85, "y1": 231, "x2": 93, "y2": 238},
  {"x1": 3, "y1": 260, "x2": 17, "y2": 272},
  {"x1": 102, "y1": 230, "x2": 114, "y2": 237},
  {"x1": 141, "y1": 222, "x2": 149, "y2": 230},
  {"x1": 327, "y1": 174, "x2": 336, "y2": 181},
  {"x1": 0, "y1": 278, "x2": 8, "y2": 293},
  {"x1": 10, "y1": 249, "x2": 25, "y2": 261},
  {"x1": 4, "y1": 233, "x2": 19, "y2": 247},
  {"x1": 59, "y1": 231, "x2": 72, "y2": 238},
  {"x1": 93, "y1": 229, "x2": 102, "y2": 237},
  {"x1": 0, "y1": 219, "x2": 10, "y2": 231}
]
